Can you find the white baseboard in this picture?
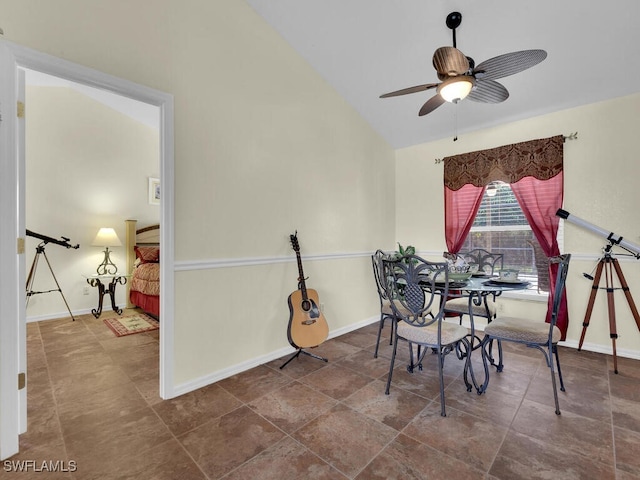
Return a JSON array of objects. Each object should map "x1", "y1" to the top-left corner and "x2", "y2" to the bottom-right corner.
[
  {"x1": 560, "y1": 339, "x2": 640, "y2": 360},
  {"x1": 26, "y1": 306, "x2": 125, "y2": 323},
  {"x1": 171, "y1": 315, "x2": 380, "y2": 398}
]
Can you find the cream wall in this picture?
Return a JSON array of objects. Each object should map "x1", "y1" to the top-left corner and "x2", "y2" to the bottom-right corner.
[
  {"x1": 25, "y1": 86, "x2": 159, "y2": 320},
  {"x1": 396, "y1": 93, "x2": 640, "y2": 358},
  {"x1": 0, "y1": 0, "x2": 396, "y2": 389},
  {"x1": 12, "y1": 0, "x2": 636, "y2": 394}
]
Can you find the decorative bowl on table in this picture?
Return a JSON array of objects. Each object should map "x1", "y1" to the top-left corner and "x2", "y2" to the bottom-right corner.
[
  {"x1": 447, "y1": 265, "x2": 472, "y2": 282},
  {"x1": 448, "y1": 272, "x2": 472, "y2": 281}
]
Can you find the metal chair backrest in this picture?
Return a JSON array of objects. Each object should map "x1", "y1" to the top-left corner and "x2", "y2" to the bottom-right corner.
[
  {"x1": 371, "y1": 249, "x2": 390, "y2": 304},
  {"x1": 382, "y1": 254, "x2": 449, "y2": 328},
  {"x1": 461, "y1": 249, "x2": 504, "y2": 274}
]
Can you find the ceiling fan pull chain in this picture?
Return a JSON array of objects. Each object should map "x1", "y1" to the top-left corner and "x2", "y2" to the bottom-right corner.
[{"x1": 453, "y1": 105, "x2": 458, "y2": 141}]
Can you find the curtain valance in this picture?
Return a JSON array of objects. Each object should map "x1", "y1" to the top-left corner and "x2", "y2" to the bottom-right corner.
[{"x1": 443, "y1": 135, "x2": 564, "y2": 191}]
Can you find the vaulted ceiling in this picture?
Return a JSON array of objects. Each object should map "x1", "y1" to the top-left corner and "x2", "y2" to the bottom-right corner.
[
  {"x1": 246, "y1": 0, "x2": 640, "y2": 148},
  {"x1": 25, "y1": 69, "x2": 159, "y2": 129}
]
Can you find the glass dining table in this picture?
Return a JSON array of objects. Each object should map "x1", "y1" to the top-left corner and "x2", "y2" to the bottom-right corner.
[{"x1": 438, "y1": 275, "x2": 532, "y2": 394}]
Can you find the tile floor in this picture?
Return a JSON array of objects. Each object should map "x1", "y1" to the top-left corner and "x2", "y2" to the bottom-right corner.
[{"x1": 6, "y1": 309, "x2": 640, "y2": 479}]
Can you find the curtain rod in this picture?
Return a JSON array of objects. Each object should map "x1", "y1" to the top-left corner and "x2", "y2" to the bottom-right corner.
[{"x1": 434, "y1": 132, "x2": 578, "y2": 164}]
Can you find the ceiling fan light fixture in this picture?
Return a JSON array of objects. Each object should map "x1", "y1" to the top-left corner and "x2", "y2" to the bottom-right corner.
[{"x1": 438, "y1": 76, "x2": 475, "y2": 103}]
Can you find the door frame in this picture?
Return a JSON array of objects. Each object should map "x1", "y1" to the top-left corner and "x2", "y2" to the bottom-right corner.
[{"x1": 0, "y1": 39, "x2": 176, "y2": 459}]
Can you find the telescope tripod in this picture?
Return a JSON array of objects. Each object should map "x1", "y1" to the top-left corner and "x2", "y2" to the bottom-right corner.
[
  {"x1": 579, "y1": 251, "x2": 640, "y2": 373},
  {"x1": 26, "y1": 244, "x2": 76, "y2": 321}
]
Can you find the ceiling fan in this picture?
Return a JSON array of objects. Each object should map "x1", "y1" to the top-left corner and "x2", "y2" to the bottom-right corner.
[{"x1": 380, "y1": 11, "x2": 547, "y2": 117}]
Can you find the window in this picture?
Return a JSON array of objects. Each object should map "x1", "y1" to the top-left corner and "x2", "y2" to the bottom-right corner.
[
  {"x1": 461, "y1": 182, "x2": 548, "y2": 291},
  {"x1": 443, "y1": 137, "x2": 566, "y2": 333}
]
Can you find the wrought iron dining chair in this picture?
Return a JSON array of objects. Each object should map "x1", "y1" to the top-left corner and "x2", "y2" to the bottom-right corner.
[
  {"x1": 481, "y1": 254, "x2": 571, "y2": 414},
  {"x1": 371, "y1": 249, "x2": 412, "y2": 358},
  {"x1": 443, "y1": 249, "x2": 504, "y2": 325},
  {"x1": 382, "y1": 254, "x2": 470, "y2": 417}
]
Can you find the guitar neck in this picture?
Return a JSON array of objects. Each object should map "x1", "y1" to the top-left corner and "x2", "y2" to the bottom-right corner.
[{"x1": 295, "y1": 251, "x2": 308, "y2": 300}]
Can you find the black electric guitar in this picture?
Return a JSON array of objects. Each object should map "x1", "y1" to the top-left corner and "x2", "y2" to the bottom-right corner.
[{"x1": 286, "y1": 233, "x2": 329, "y2": 349}]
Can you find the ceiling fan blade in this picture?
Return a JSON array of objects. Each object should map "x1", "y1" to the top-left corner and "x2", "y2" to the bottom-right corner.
[
  {"x1": 473, "y1": 49, "x2": 547, "y2": 80},
  {"x1": 467, "y1": 79, "x2": 509, "y2": 103},
  {"x1": 432, "y1": 46, "x2": 469, "y2": 77},
  {"x1": 379, "y1": 83, "x2": 439, "y2": 98},
  {"x1": 418, "y1": 94, "x2": 446, "y2": 116}
]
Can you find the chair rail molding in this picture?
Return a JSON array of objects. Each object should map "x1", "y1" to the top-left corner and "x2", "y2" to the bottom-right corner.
[{"x1": 175, "y1": 251, "x2": 373, "y2": 271}]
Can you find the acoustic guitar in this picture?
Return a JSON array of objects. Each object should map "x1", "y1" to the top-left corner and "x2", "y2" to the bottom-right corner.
[{"x1": 286, "y1": 233, "x2": 329, "y2": 349}]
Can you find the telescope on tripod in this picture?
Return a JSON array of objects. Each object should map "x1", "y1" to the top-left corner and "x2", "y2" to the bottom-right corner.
[
  {"x1": 26, "y1": 229, "x2": 79, "y2": 321},
  {"x1": 26, "y1": 229, "x2": 79, "y2": 250},
  {"x1": 556, "y1": 209, "x2": 640, "y2": 373},
  {"x1": 556, "y1": 210, "x2": 640, "y2": 258}
]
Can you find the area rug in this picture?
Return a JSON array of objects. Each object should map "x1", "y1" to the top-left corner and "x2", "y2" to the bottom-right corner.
[{"x1": 103, "y1": 313, "x2": 159, "y2": 337}]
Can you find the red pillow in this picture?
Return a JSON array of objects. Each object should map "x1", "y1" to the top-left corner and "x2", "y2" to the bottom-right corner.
[{"x1": 134, "y1": 246, "x2": 160, "y2": 263}]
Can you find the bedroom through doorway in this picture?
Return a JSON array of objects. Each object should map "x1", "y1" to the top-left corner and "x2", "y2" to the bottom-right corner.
[
  {"x1": 25, "y1": 70, "x2": 161, "y2": 326},
  {"x1": 24, "y1": 69, "x2": 162, "y2": 323}
]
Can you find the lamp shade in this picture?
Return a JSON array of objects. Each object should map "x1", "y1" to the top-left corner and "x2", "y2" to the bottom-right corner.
[
  {"x1": 92, "y1": 228, "x2": 122, "y2": 247},
  {"x1": 438, "y1": 76, "x2": 475, "y2": 103}
]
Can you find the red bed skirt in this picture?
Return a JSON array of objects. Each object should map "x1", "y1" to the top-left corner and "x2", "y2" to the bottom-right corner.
[{"x1": 130, "y1": 290, "x2": 159, "y2": 318}]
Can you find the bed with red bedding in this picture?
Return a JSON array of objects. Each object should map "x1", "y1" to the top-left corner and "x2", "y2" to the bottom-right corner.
[{"x1": 126, "y1": 221, "x2": 160, "y2": 318}]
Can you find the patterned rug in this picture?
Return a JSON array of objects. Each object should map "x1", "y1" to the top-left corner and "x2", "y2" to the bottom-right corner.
[{"x1": 103, "y1": 312, "x2": 159, "y2": 337}]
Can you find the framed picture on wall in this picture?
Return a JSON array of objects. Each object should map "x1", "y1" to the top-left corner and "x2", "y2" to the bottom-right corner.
[{"x1": 148, "y1": 177, "x2": 160, "y2": 205}]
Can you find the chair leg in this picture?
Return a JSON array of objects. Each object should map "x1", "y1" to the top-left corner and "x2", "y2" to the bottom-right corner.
[
  {"x1": 549, "y1": 359, "x2": 561, "y2": 415},
  {"x1": 385, "y1": 324, "x2": 399, "y2": 395},
  {"x1": 553, "y1": 344, "x2": 566, "y2": 392},
  {"x1": 407, "y1": 343, "x2": 417, "y2": 373},
  {"x1": 389, "y1": 317, "x2": 398, "y2": 345},
  {"x1": 487, "y1": 338, "x2": 494, "y2": 365},
  {"x1": 437, "y1": 347, "x2": 447, "y2": 417},
  {"x1": 540, "y1": 344, "x2": 562, "y2": 415},
  {"x1": 374, "y1": 314, "x2": 386, "y2": 358},
  {"x1": 492, "y1": 339, "x2": 504, "y2": 372},
  {"x1": 487, "y1": 338, "x2": 504, "y2": 370}
]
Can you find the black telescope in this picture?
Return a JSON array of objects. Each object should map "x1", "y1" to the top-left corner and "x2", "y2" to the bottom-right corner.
[
  {"x1": 26, "y1": 230, "x2": 79, "y2": 249},
  {"x1": 556, "y1": 209, "x2": 640, "y2": 259}
]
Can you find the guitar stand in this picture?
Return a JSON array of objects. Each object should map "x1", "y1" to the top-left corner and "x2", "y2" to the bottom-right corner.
[
  {"x1": 26, "y1": 244, "x2": 76, "y2": 321},
  {"x1": 579, "y1": 250, "x2": 640, "y2": 374},
  {"x1": 279, "y1": 348, "x2": 328, "y2": 369}
]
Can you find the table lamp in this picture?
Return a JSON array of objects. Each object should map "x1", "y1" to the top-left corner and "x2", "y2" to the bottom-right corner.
[{"x1": 92, "y1": 227, "x2": 122, "y2": 275}]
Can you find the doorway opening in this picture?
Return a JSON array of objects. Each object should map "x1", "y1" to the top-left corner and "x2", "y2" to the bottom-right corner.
[{"x1": 0, "y1": 40, "x2": 175, "y2": 459}]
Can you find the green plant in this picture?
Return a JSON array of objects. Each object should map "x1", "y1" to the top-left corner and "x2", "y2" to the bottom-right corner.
[{"x1": 393, "y1": 243, "x2": 415, "y2": 262}]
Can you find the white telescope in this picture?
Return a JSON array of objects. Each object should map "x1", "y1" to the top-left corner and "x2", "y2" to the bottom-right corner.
[{"x1": 556, "y1": 209, "x2": 640, "y2": 258}]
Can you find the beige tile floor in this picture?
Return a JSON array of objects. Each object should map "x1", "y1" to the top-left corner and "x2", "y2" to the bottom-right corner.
[{"x1": 6, "y1": 309, "x2": 640, "y2": 479}]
